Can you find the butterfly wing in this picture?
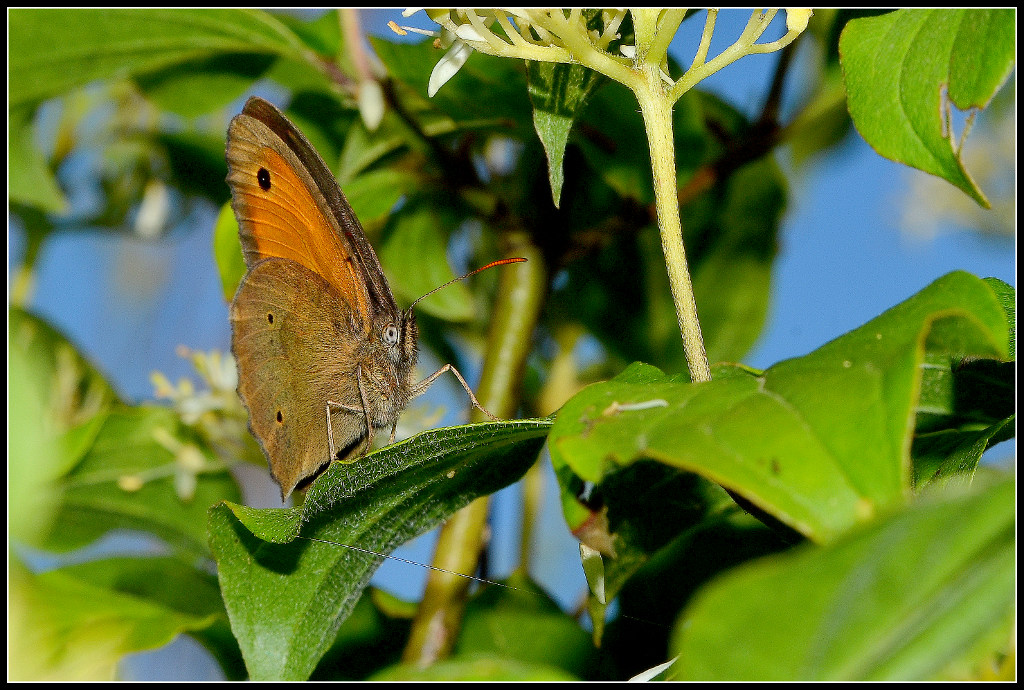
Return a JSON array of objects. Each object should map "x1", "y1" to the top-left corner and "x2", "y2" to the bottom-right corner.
[
  {"x1": 226, "y1": 96, "x2": 400, "y2": 333},
  {"x1": 226, "y1": 97, "x2": 400, "y2": 499},
  {"x1": 231, "y1": 258, "x2": 368, "y2": 499}
]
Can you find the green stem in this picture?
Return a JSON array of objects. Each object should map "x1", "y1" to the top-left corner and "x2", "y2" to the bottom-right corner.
[
  {"x1": 634, "y1": 70, "x2": 711, "y2": 382},
  {"x1": 402, "y1": 233, "x2": 547, "y2": 666},
  {"x1": 518, "y1": 456, "x2": 543, "y2": 570}
]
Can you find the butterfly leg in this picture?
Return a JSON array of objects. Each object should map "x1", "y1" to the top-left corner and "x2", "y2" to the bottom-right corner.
[
  {"x1": 412, "y1": 363, "x2": 498, "y2": 421},
  {"x1": 355, "y1": 363, "x2": 377, "y2": 453},
  {"x1": 324, "y1": 364, "x2": 377, "y2": 460},
  {"x1": 325, "y1": 400, "x2": 362, "y2": 462}
]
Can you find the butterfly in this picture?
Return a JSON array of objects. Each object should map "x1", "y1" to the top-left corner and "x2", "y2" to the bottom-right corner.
[{"x1": 226, "y1": 97, "x2": 521, "y2": 499}]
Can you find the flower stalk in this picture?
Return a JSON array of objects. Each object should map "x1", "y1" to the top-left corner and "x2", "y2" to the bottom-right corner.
[{"x1": 404, "y1": 8, "x2": 811, "y2": 383}]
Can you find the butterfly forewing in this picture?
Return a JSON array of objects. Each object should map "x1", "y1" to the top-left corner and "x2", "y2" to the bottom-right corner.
[{"x1": 226, "y1": 98, "x2": 400, "y2": 330}]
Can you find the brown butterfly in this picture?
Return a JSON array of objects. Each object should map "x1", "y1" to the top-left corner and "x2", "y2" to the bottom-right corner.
[{"x1": 226, "y1": 96, "x2": 521, "y2": 500}]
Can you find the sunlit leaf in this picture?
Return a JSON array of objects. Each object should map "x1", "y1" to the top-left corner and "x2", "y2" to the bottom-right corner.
[
  {"x1": 9, "y1": 9, "x2": 310, "y2": 108},
  {"x1": 42, "y1": 405, "x2": 240, "y2": 555},
  {"x1": 551, "y1": 272, "x2": 1010, "y2": 543},
  {"x1": 9, "y1": 556, "x2": 229, "y2": 681},
  {"x1": 527, "y1": 61, "x2": 604, "y2": 206},
  {"x1": 8, "y1": 307, "x2": 118, "y2": 545},
  {"x1": 840, "y1": 9, "x2": 1014, "y2": 207}
]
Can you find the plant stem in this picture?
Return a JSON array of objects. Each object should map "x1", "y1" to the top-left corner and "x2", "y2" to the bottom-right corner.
[
  {"x1": 402, "y1": 233, "x2": 547, "y2": 666},
  {"x1": 518, "y1": 456, "x2": 543, "y2": 570},
  {"x1": 634, "y1": 70, "x2": 711, "y2": 382}
]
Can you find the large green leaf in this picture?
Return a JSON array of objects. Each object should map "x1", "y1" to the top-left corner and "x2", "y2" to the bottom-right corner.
[
  {"x1": 840, "y1": 9, "x2": 1015, "y2": 207},
  {"x1": 550, "y1": 271, "x2": 1010, "y2": 543},
  {"x1": 134, "y1": 53, "x2": 276, "y2": 118},
  {"x1": 310, "y1": 589, "x2": 413, "y2": 680},
  {"x1": 669, "y1": 476, "x2": 1015, "y2": 680},
  {"x1": 9, "y1": 556, "x2": 231, "y2": 681},
  {"x1": 208, "y1": 419, "x2": 550, "y2": 680},
  {"x1": 41, "y1": 405, "x2": 241, "y2": 555},
  {"x1": 8, "y1": 307, "x2": 118, "y2": 545},
  {"x1": 9, "y1": 8, "x2": 310, "y2": 108}
]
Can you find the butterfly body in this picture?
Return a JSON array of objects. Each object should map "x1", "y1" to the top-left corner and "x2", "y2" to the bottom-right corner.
[{"x1": 227, "y1": 97, "x2": 419, "y2": 498}]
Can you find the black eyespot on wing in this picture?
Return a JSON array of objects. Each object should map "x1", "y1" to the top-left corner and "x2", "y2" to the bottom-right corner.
[
  {"x1": 267, "y1": 312, "x2": 274, "y2": 324},
  {"x1": 257, "y1": 167, "x2": 271, "y2": 191},
  {"x1": 276, "y1": 410, "x2": 284, "y2": 423}
]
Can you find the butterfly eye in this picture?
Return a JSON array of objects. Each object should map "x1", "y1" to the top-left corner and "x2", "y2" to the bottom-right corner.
[{"x1": 383, "y1": 324, "x2": 399, "y2": 345}]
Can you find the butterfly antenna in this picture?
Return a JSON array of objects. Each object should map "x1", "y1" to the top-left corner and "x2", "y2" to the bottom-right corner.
[{"x1": 408, "y1": 257, "x2": 526, "y2": 311}]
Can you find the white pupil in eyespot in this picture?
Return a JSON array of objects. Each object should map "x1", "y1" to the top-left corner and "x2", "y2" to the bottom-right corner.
[{"x1": 384, "y1": 325, "x2": 398, "y2": 344}]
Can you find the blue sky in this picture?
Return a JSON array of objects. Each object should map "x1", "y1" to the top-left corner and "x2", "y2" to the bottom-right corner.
[{"x1": 9, "y1": 9, "x2": 1015, "y2": 679}]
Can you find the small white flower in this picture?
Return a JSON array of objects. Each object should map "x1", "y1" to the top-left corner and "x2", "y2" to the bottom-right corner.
[{"x1": 428, "y1": 39, "x2": 475, "y2": 97}]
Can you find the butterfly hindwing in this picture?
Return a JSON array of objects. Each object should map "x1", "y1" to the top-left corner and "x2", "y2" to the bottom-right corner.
[{"x1": 230, "y1": 258, "x2": 369, "y2": 497}]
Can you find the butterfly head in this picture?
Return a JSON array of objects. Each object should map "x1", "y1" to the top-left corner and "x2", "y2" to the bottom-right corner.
[{"x1": 378, "y1": 309, "x2": 419, "y2": 372}]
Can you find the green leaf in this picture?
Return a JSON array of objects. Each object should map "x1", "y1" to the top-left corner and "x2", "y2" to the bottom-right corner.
[
  {"x1": 208, "y1": 419, "x2": 551, "y2": 680},
  {"x1": 669, "y1": 476, "x2": 1015, "y2": 680},
  {"x1": 840, "y1": 9, "x2": 1013, "y2": 207},
  {"x1": 213, "y1": 202, "x2": 245, "y2": 302},
  {"x1": 135, "y1": 53, "x2": 276, "y2": 118},
  {"x1": 57, "y1": 556, "x2": 244, "y2": 679},
  {"x1": 946, "y1": 9, "x2": 1016, "y2": 110},
  {"x1": 913, "y1": 416, "x2": 1014, "y2": 490},
  {"x1": 8, "y1": 307, "x2": 118, "y2": 545},
  {"x1": 310, "y1": 589, "x2": 412, "y2": 680},
  {"x1": 341, "y1": 168, "x2": 415, "y2": 228},
  {"x1": 42, "y1": 405, "x2": 241, "y2": 555},
  {"x1": 454, "y1": 571, "x2": 598, "y2": 678},
  {"x1": 527, "y1": 61, "x2": 604, "y2": 207},
  {"x1": 378, "y1": 201, "x2": 474, "y2": 321},
  {"x1": 9, "y1": 8, "x2": 309, "y2": 108},
  {"x1": 336, "y1": 114, "x2": 415, "y2": 185},
  {"x1": 9, "y1": 556, "x2": 228, "y2": 681},
  {"x1": 370, "y1": 655, "x2": 578, "y2": 681},
  {"x1": 982, "y1": 277, "x2": 1015, "y2": 359},
  {"x1": 8, "y1": 105, "x2": 66, "y2": 213},
  {"x1": 550, "y1": 271, "x2": 1009, "y2": 543}
]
